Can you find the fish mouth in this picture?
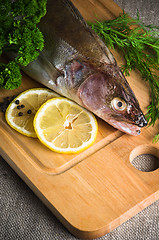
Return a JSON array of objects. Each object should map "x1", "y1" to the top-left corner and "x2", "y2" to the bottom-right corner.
[
  {"x1": 107, "y1": 119, "x2": 141, "y2": 136},
  {"x1": 112, "y1": 113, "x2": 147, "y2": 135},
  {"x1": 135, "y1": 113, "x2": 147, "y2": 127}
]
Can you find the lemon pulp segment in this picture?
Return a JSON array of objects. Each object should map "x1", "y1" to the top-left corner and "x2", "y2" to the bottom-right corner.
[
  {"x1": 34, "y1": 98, "x2": 98, "y2": 153},
  {"x1": 5, "y1": 88, "x2": 60, "y2": 137}
]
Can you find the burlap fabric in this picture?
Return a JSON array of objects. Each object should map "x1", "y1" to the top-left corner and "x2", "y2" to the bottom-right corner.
[{"x1": 0, "y1": 0, "x2": 159, "y2": 239}]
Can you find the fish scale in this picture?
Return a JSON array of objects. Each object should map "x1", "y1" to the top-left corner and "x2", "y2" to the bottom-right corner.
[{"x1": 19, "y1": 0, "x2": 147, "y2": 136}]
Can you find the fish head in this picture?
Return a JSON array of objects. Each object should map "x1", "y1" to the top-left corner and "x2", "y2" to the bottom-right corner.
[{"x1": 77, "y1": 62, "x2": 147, "y2": 135}]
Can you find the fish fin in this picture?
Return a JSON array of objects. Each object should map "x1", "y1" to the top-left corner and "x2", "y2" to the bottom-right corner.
[
  {"x1": 63, "y1": 0, "x2": 116, "y2": 64},
  {"x1": 64, "y1": 0, "x2": 89, "y2": 28},
  {"x1": 22, "y1": 53, "x2": 62, "y2": 88}
]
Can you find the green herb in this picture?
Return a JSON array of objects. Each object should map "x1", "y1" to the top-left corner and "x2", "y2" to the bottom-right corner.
[
  {"x1": 89, "y1": 12, "x2": 159, "y2": 141},
  {"x1": 0, "y1": 0, "x2": 47, "y2": 90},
  {"x1": 153, "y1": 134, "x2": 159, "y2": 143}
]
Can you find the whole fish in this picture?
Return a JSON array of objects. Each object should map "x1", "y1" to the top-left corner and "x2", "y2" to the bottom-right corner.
[{"x1": 22, "y1": 0, "x2": 147, "y2": 135}]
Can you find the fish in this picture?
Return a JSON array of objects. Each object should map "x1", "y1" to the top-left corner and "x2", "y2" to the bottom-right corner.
[{"x1": 21, "y1": 0, "x2": 147, "y2": 136}]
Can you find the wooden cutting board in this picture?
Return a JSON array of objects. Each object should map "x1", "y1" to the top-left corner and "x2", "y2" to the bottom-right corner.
[{"x1": 0, "y1": 0, "x2": 159, "y2": 239}]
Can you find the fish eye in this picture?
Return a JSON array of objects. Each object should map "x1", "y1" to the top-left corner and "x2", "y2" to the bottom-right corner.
[{"x1": 111, "y1": 97, "x2": 127, "y2": 112}]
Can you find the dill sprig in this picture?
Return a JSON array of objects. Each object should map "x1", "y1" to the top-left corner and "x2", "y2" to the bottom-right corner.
[{"x1": 89, "y1": 12, "x2": 159, "y2": 141}]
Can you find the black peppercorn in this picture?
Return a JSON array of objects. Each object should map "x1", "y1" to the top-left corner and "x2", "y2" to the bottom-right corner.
[
  {"x1": 17, "y1": 105, "x2": 21, "y2": 109},
  {"x1": 21, "y1": 104, "x2": 25, "y2": 108},
  {"x1": 2, "y1": 106, "x2": 6, "y2": 113},
  {"x1": 27, "y1": 109, "x2": 32, "y2": 114},
  {"x1": 0, "y1": 95, "x2": 18, "y2": 113},
  {"x1": 18, "y1": 112, "x2": 23, "y2": 116},
  {"x1": 15, "y1": 99, "x2": 20, "y2": 105}
]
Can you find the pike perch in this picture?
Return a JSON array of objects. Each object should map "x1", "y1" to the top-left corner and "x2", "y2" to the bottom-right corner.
[{"x1": 22, "y1": 0, "x2": 147, "y2": 135}]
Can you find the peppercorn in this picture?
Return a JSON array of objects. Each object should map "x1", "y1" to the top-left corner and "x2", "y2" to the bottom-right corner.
[
  {"x1": 0, "y1": 101, "x2": 8, "y2": 113},
  {"x1": 1, "y1": 106, "x2": 6, "y2": 113},
  {"x1": 15, "y1": 99, "x2": 20, "y2": 105},
  {"x1": 21, "y1": 104, "x2": 25, "y2": 108},
  {"x1": 18, "y1": 112, "x2": 23, "y2": 116},
  {"x1": 0, "y1": 95, "x2": 18, "y2": 113},
  {"x1": 27, "y1": 109, "x2": 32, "y2": 114},
  {"x1": 17, "y1": 105, "x2": 21, "y2": 109}
]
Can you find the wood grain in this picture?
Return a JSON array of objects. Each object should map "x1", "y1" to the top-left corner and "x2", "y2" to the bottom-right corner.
[{"x1": 0, "y1": 0, "x2": 158, "y2": 239}]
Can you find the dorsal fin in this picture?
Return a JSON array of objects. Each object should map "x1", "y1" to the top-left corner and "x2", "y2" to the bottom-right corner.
[{"x1": 39, "y1": 0, "x2": 115, "y2": 64}]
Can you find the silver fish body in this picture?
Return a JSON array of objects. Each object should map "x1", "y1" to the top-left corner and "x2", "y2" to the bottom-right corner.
[{"x1": 22, "y1": 0, "x2": 147, "y2": 135}]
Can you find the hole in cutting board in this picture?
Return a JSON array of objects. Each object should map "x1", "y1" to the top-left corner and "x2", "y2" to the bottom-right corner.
[
  {"x1": 129, "y1": 145, "x2": 159, "y2": 172},
  {"x1": 131, "y1": 154, "x2": 159, "y2": 172}
]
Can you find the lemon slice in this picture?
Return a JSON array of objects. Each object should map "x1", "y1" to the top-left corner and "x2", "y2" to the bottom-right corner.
[
  {"x1": 34, "y1": 98, "x2": 98, "y2": 154},
  {"x1": 5, "y1": 88, "x2": 60, "y2": 137}
]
